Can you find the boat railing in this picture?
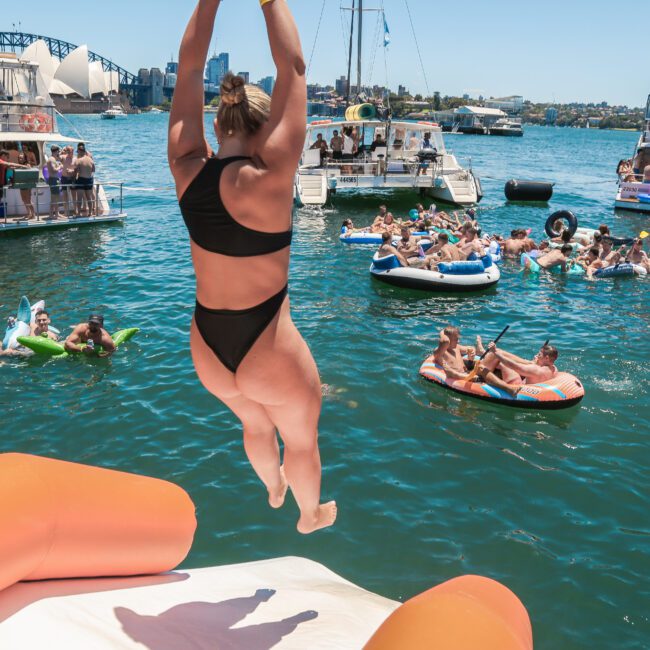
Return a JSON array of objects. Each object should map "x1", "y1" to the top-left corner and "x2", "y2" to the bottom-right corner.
[
  {"x1": 0, "y1": 102, "x2": 57, "y2": 134},
  {"x1": 0, "y1": 181, "x2": 124, "y2": 225}
]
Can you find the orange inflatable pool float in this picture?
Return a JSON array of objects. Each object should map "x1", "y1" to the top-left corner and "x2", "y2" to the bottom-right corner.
[
  {"x1": 420, "y1": 356, "x2": 585, "y2": 409},
  {"x1": 365, "y1": 574, "x2": 533, "y2": 650},
  {"x1": 0, "y1": 453, "x2": 196, "y2": 593}
]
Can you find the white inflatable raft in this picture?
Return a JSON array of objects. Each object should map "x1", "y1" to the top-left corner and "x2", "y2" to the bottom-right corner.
[{"x1": 370, "y1": 253, "x2": 501, "y2": 292}]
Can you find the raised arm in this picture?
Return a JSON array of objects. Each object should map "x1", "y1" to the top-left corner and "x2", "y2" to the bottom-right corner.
[
  {"x1": 256, "y1": 0, "x2": 307, "y2": 173},
  {"x1": 168, "y1": 0, "x2": 221, "y2": 173}
]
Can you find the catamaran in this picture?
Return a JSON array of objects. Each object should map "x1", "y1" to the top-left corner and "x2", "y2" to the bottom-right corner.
[
  {"x1": 0, "y1": 52, "x2": 126, "y2": 232},
  {"x1": 295, "y1": 0, "x2": 482, "y2": 208},
  {"x1": 296, "y1": 118, "x2": 482, "y2": 206},
  {"x1": 615, "y1": 94, "x2": 650, "y2": 213}
]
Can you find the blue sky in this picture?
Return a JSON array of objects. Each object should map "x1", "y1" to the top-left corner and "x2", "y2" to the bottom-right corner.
[{"x1": 4, "y1": 0, "x2": 645, "y2": 107}]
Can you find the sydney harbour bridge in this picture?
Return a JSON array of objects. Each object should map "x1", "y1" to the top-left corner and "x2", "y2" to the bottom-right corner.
[{"x1": 0, "y1": 31, "x2": 138, "y2": 87}]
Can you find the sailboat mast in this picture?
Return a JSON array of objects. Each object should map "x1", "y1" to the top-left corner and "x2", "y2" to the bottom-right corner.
[
  {"x1": 345, "y1": 0, "x2": 356, "y2": 105},
  {"x1": 357, "y1": 0, "x2": 363, "y2": 98}
]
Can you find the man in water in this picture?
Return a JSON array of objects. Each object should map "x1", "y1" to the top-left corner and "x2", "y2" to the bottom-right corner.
[
  {"x1": 503, "y1": 229, "x2": 528, "y2": 258},
  {"x1": 376, "y1": 231, "x2": 409, "y2": 267},
  {"x1": 624, "y1": 237, "x2": 650, "y2": 272},
  {"x1": 432, "y1": 326, "x2": 521, "y2": 397},
  {"x1": 370, "y1": 212, "x2": 401, "y2": 234},
  {"x1": 535, "y1": 244, "x2": 573, "y2": 272},
  {"x1": 31, "y1": 310, "x2": 58, "y2": 341},
  {"x1": 65, "y1": 314, "x2": 115, "y2": 357}
]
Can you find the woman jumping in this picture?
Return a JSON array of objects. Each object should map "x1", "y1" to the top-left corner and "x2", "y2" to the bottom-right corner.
[{"x1": 168, "y1": 0, "x2": 336, "y2": 534}]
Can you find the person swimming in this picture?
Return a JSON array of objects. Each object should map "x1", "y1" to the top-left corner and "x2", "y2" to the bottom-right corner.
[{"x1": 168, "y1": 0, "x2": 336, "y2": 534}]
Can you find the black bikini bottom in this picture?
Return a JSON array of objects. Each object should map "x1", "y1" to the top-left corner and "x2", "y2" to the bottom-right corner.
[{"x1": 194, "y1": 285, "x2": 288, "y2": 373}]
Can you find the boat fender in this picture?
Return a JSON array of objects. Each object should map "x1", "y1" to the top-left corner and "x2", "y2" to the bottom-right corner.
[
  {"x1": 505, "y1": 179, "x2": 553, "y2": 202},
  {"x1": 545, "y1": 210, "x2": 578, "y2": 238}
]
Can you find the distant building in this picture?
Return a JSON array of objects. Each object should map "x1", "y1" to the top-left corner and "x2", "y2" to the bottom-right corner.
[
  {"x1": 165, "y1": 72, "x2": 177, "y2": 89},
  {"x1": 258, "y1": 76, "x2": 275, "y2": 96},
  {"x1": 166, "y1": 61, "x2": 178, "y2": 75},
  {"x1": 150, "y1": 68, "x2": 164, "y2": 105},
  {"x1": 398, "y1": 85, "x2": 408, "y2": 97},
  {"x1": 206, "y1": 52, "x2": 229, "y2": 86},
  {"x1": 237, "y1": 71, "x2": 250, "y2": 84},
  {"x1": 462, "y1": 93, "x2": 470, "y2": 100},
  {"x1": 335, "y1": 75, "x2": 347, "y2": 96},
  {"x1": 545, "y1": 107, "x2": 558, "y2": 125},
  {"x1": 484, "y1": 95, "x2": 524, "y2": 114}
]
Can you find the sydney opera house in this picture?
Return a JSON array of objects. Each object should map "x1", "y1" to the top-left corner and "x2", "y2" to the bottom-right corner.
[{"x1": 19, "y1": 40, "x2": 122, "y2": 113}]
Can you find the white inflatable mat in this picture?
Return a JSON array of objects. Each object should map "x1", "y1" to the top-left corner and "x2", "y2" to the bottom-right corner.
[{"x1": 0, "y1": 556, "x2": 399, "y2": 649}]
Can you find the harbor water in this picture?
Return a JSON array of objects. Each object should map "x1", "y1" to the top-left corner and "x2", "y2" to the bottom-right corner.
[{"x1": 0, "y1": 117, "x2": 648, "y2": 649}]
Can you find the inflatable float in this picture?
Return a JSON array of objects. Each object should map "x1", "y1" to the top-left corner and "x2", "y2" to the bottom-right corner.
[
  {"x1": 521, "y1": 252, "x2": 585, "y2": 276},
  {"x1": 3, "y1": 296, "x2": 31, "y2": 350},
  {"x1": 370, "y1": 253, "x2": 500, "y2": 292},
  {"x1": 0, "y1": 454, "x2": 533, "y2": 649},
  {"x1": 18, "y1": 327, "x2": 140, "y2": 357},
  {"x1": 340, "y1": 230, "x2": 429, "y2": 245},
  {"x1": 594, "y1": 263, "x2": 647, "y2": 279},
  {"x1": 419, "y1": 357, "x2": 585, "y2": 409}
]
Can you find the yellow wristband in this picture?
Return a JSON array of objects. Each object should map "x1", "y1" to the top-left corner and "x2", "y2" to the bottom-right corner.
[{"x1": 260, "y1": 0, "x2": 275, "y2": 6}]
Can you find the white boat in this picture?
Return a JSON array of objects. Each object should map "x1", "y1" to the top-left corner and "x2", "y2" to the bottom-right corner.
[
  {"x1": 148, "y1": 107, "x2": 163, "y2": 114},
  {"x1": 100, "y1": 106, "x2": 127, "y2": 119},
  {"x1": 615, "y1": 94, "x2": 650, "y2": 213},
  {"x1": 489, "y1": 118, "x2": 524, "y2": 137},
  {"x1": 0, "y1": 53, "x2": 126, "y2": 233},
  {"x1": 296, "y1": 119, "x2": 482, "y2": 207}
]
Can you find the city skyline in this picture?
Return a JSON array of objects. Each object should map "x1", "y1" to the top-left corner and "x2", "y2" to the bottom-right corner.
[{"x1": 3, "y1": 0, "x2": 646, "y2": 108}]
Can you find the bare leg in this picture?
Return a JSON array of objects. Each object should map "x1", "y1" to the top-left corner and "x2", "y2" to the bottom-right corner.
[
  {"x1": 190, "y1": 319, "x2": 287, "y2": 508},
  {"x1": 264, "y1": 398, "x2": 336, "y2": 534},
  {"x1": 482, "y1": 350, "x2": 522, "y2": 384},
  {"x1": 478, "y1": 365, "x2": 521, "y2": 397}
]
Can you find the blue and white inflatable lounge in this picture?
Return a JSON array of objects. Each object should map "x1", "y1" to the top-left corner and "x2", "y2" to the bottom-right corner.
[
  {"x1": 594, "y1": 263, "x2": 647, "y2": 279},
  {"x1": 340, "y1": 228, "x2": 430, "y2": 245},
  {"x1": 370, "y1": 254, "x2": 500, "y2": 292}
]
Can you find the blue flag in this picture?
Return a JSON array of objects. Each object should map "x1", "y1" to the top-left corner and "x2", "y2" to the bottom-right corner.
[{"x1": 384, "y1": 15, "x2": 391, "y2": 47}]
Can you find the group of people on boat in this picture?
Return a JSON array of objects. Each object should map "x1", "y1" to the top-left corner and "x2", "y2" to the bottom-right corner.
[
  {"x1": 617, "y1": 148, "x2": 650, "y2": 183},
  {"x1": 0, "y1": 141, "x2": 97, "y2": 220}
]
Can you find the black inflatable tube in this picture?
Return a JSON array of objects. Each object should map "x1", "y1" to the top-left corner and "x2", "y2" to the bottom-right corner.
[
  {"x1": 505, "y1": 179, "x2": 553, "y2": 202},
  {"x1": 545, "y1": 210, "x2": 578, "y2": 238}
]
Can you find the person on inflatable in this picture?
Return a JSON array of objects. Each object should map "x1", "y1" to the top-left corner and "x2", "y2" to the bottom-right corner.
[
  {"x1": 480, "y1": 341, "x2": 559, "y2": 387},
  {"x1": 534, "y1": 243, "x2": 573, "y2": 272},
  {"x1": 376, "y1": 231, "x2": 409, "y2": 267},
  {"x1": 433, "y1": 327, "x2": 521, "y2": 397},
  {"x1": 575, "y1": 247, "x2": 607, "y2": 279},
  {"x1": 31, "y1": 310, "x2": 58, "y2": 341},
  {"x1": 370, "y1": 211, "x2": 401, "y2": 234},
  {"x1": 64, "y1": 314, "x2": 115, "y2": 357},
  {"x1": 168, "y1": 0, "x2": 336, "y2": 534}
]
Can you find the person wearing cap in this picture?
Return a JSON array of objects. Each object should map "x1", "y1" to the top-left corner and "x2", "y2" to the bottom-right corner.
[
  {"x1": 65, "y1": 315, "x2": 115, "y2": 357},
  {"x1": 45, "y1": 145, "x2": 65, "y2": 220}
]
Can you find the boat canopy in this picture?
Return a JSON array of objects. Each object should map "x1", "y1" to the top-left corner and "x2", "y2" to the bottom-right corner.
[{"x1": 0, "y1": 132, "x2": 78, "y2": 144}]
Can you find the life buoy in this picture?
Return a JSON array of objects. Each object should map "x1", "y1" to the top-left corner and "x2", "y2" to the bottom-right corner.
[
  {"x1": 32, "y1": 113, "x2": 53, "y2": 133},
  {"x1": 19, "y1": 113, "x2": 36, "y2": 132},
  {"x1": 545, "y1": 210, "x2": 578, "y2": 238}
]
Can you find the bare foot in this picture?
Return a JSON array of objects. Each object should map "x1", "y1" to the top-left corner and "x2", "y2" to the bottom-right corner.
[
  {"x1": 268, "y1": 465, "x2": 288, "y2": 509},
  {"x1": 297, "y1": 501, "x2": 337, "y2": 534}
]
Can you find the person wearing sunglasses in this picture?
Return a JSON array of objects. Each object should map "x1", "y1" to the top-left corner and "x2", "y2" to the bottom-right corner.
[
  {"x1": 64, "y1": 314, "x2": 115, "y2": 357},
  {"x1": 31, "y1": 310, "x2": 59, "y2": 341}
]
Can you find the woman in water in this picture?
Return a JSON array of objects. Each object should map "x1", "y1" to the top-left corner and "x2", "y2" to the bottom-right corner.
[{"x1": 168, "y1": 0, "x2": 336, "y2": 534}]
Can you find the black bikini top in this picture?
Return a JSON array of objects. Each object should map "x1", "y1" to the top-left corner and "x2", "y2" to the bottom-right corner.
[{"x1": 179, "y1": 156, "x2": 292, "y2": 257}]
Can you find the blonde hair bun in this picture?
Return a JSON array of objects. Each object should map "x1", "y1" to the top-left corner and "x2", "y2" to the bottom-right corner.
[{"x1": 220, "y1": 73, "x2": 246, "y2": 106}]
